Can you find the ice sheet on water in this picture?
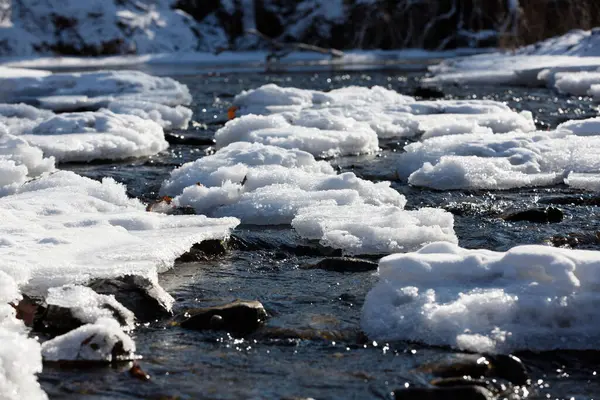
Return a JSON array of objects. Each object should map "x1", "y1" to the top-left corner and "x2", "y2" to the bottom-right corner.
[
  {"x1": 20, "y1": 109, "x2": 169, "y2": 162},
  {"x1": 0, "y1": 70, "x2": 191, "y2": 108},
  {"x1": 0, "y1": 69, "x2": 193, "y2": 132},
  {"x1": 230, "y1": 84, "x2": 535, "y2": 141},
  {"x1": 106, "y1": 100, "x2": 192, "y2": 130},
  {"x1": 0, "y1": 170, "x2": 240, "y2": 293},
  {"x1": 214, "y1": 113, "x2": 379, "y2": 158},
  {"x1": 400, "y1": 119, "x2": 600, "y2": 190},
  {"x1": 41, "y1": 318, "x2": 136, "y2": 363},
  {"x1": 162, "y1": 142, "x2": 405, "y2": 224},
  {"x1": 362, "y1": 241, "x2": 600, "y2": 353}
]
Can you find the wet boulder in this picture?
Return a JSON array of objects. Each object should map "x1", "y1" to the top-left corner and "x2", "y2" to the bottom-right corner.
[
  {"x1": 88, "y1": 275, "x2": 174, "y2": 322},
  {"x1": 549, "y1": 231, "x2": 600, "y2": 249},
  {"x1": 502, "y1": 206, "x2": 563, "y2": 223},
  {"x1": 302, "y1": 257, "x2": 378, "y2": 272},
  {"x1": 41, "y1": 318, "x2": 136, "y2": 364},
  {"x1": 423, "y1": 353, "x2": 529, "y2": 386},
  {"x1": 176, "y1": 239, "x2": 229, "y2": 262},
  {"x1": 180, "y1": 300, "x2": 268, "y2": 336},
  {"x1": 34, "y1": 285, "x2": 134, "y2": 335}
]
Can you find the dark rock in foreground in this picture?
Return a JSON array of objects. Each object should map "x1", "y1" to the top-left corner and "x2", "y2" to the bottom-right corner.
[
  {"x1": 180, "y1": 300, "x2": 268, "y2": 336},
  {"x1": 393, "y1": 385, "x2": 495, "y2": 400},
  {"x1": 502, "y1": 207, "x2": 563, "y2": 223},
  {"x1": 302, "y1": 257, "x2": 378, "y2": 272},
  {"x1": 88, "y1": 275, "x2": 173, "y2": 322}
]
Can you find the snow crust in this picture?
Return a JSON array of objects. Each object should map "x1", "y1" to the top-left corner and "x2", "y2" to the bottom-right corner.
[
  {"x1": 41, "y1": 318, "x2": 136, "y2": 363},
  {"x1": 399, "y1": 118, "x2": 600, "y2": 190},
  {"x1": 362, "y1": 242, "x2": 600, "y2": 353}
]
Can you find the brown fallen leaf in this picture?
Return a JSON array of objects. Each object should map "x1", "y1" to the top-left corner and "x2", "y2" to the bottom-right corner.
[{"x1": 129, "y1": 362, "x2": 151, "y2": 381}]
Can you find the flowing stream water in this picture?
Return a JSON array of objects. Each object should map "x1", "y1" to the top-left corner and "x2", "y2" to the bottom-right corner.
[{"x1": 41, "y1": 64, "x2": 600, "y2": 399}]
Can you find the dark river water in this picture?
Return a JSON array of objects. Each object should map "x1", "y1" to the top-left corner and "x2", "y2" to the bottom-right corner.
[{"x1": 41, "y1": 63, "x2": 600, "y2": 399}]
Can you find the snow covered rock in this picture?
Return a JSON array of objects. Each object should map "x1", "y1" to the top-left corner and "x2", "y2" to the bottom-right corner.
[
  {"x1": 362, "y1": 241, "x2": 600, "y2": 353},
  {"x1": 162, "y1": 142, "x2": 404, "y2": 223},
  {"x1": 35, "y1": 285, "x2": 135, "y2": 334},
  {"x1": 0, "y1": 272, "x2": 47, "y2": 400},
  {"x1": 41, "y1": 318, "x2": 136, "y2": 363}
]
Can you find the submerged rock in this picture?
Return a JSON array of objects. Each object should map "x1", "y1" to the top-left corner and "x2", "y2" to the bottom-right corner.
[
  {"x1": 549, "y1": 231, "x2": 600, "y2": 249},
  {"x1": 302, "y1": 257, "x2": 378, "y2": 272},
  {"x1": 180, "y1": 300, "x2": 268, "y2": 336},
  {"x1": 88, "y1": 275, "x2": 174, "y2": 322},
  {"x1": 502, "y1": 207, "x2": 563, "y2": 223},
  {"x1": 412, "y1": 86, "x2": 445, "y2": 99}
]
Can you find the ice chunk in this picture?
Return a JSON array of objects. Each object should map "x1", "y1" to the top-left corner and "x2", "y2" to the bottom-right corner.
[
  {"x1": 160, "y1": 142, "x2": 335, "y2": 195},
  {"x1": 292, "y1": 204, "x2": 457, "y2": 255},
  {"x1": 21, "y1": 109, "x2": 168, "y2": 162},
  {"x1": 0, "y1": 103, "x2": 54, "y2": 136},
  {"x1": 408, "y1": 156, "x2": 560, "y2": 190},
  {"x1": 106, "y1": 100, "x2": 192, "y2": 130},
  {"x1": 214, "y1": 114, "x2": 379, "y2": 158},
  {"x1": 41, "y1": 318, "x2": 136, "y2": 363},
  {"x1": 362, "y1": 242, "x2": 600, "y2": 353},
  {"x1": 0, "y1": 170, "x2": 239, "y2": 293},
  {"x1": 564, "y1": 172, "x2": 600, "y2": 191},
  {"x1": 554, "y1": 71, "x2": 600, "y2": 96},
  {"x1": 0, "y1": 133, "x2": 55, "y2": 196}
]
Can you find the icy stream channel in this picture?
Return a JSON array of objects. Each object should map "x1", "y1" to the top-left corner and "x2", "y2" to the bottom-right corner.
[{"x1": 2, "y1": 66, "x2": 599, "y2": 399}]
